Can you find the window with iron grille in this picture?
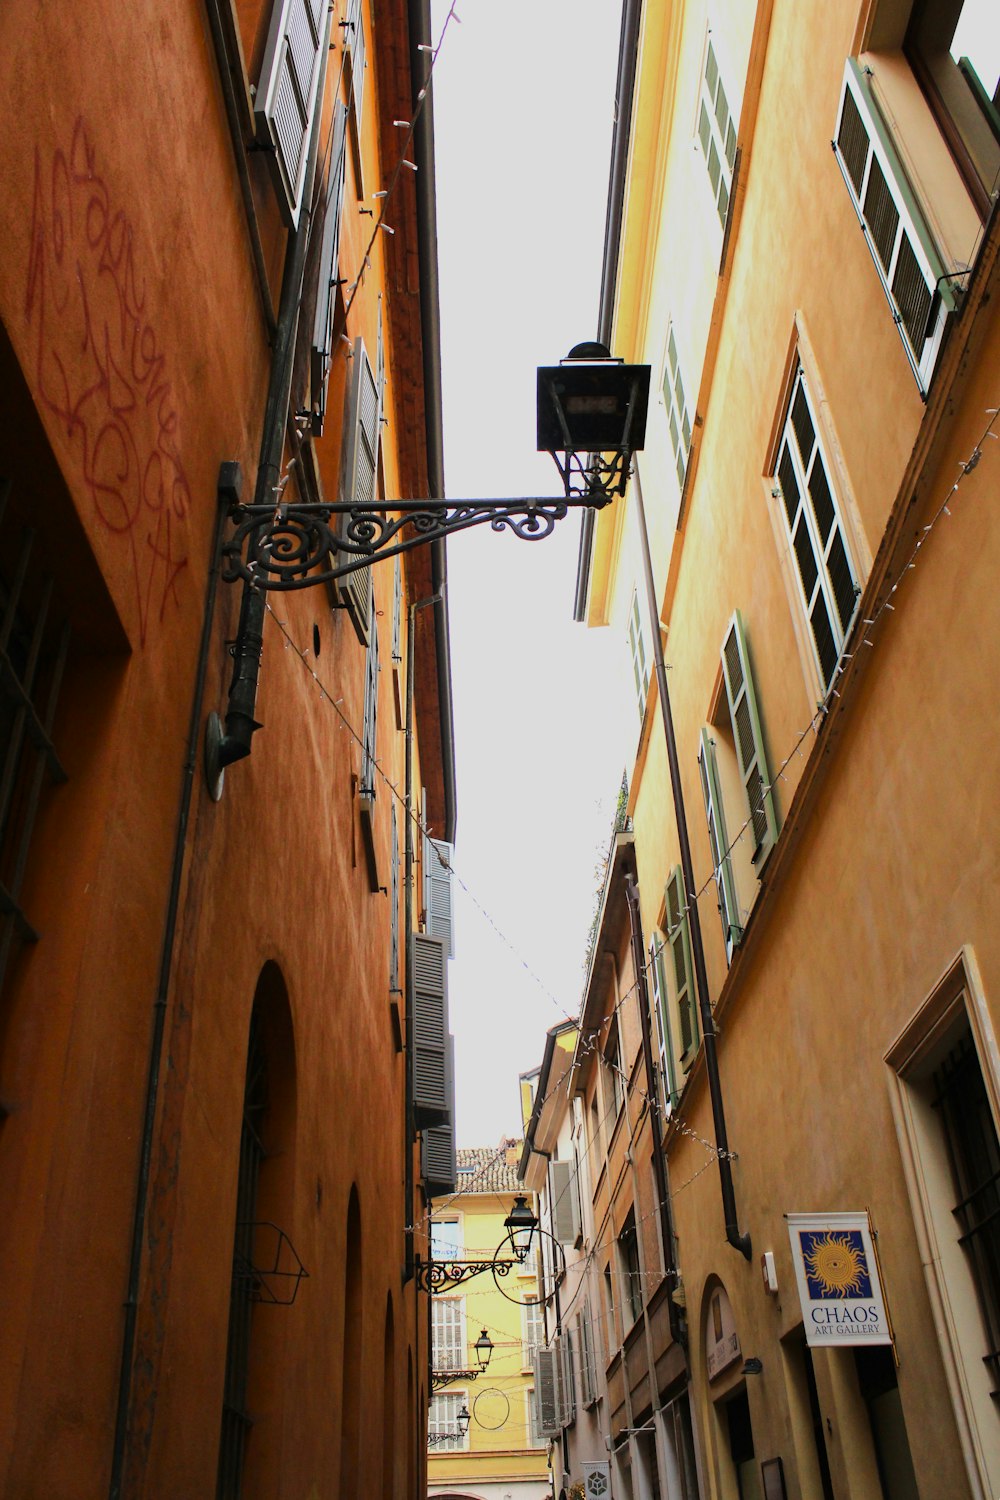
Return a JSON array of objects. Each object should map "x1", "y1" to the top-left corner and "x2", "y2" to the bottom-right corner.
[
  {"x1": 0, "y1": 483, "x2": 70, "y2": 1001},
  {"x1": 772, "y1": 365, "x2": 860, "y2": 690},
  {"x1": 933, "y1": 1031, "x2": 1000, "y2": 1396}
]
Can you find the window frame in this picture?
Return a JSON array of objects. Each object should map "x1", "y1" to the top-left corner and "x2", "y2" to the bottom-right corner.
[
  {"x1": 770, "y1": 362, "x2": 861, "y2": 693},
  {"x1": 833, "y1": 59, "x2": 956, "y2": 394},
  {"x1": 885, "y1": 948, "x2": 1000, "y2": 1500},
  {"x1": 649, "y1": 933, "x2": 678, "y2": 1115},
  {"x1": 431, "y1": 1295, "x2": 467, "y2": 1374},
  {"x1": 627, "y1": 587, "x2": 651, "y2": 726},
  {"x1": 428, "y1": 1389, "x2": 469, "y2": 1451},
  {"x1": 698, "y1": 728, "x2": 743, "y2": 960}
]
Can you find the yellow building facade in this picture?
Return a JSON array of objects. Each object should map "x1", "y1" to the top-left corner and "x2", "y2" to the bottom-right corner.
[
  {"x1": 571, "y1": 0, "x2": 1000, "y2": 1497},
  {"x1": 428, "y1": 1143, "x2": 551, "y2": 1500}
]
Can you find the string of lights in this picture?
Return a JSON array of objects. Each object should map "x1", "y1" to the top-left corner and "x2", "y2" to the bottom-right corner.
[{"x1": 258, "y1": 393, "x2": 997, "y2": 1242}]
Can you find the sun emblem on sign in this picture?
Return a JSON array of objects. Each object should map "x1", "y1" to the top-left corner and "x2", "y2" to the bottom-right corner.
[{"x1": 802, "y1": 1232, "x2": 868, "y2": 1297}]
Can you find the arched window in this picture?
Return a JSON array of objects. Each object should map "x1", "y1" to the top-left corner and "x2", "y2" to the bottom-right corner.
[
  {"x1": 339, "y1": 1186, "x2": 364, "y2": 1493},
  {"x1": 382, "y1": 1293, "x2": 396, "y2": 1500},
  {"x1": 217, "y1": 964, "x2": 297, "y2": 1500}
]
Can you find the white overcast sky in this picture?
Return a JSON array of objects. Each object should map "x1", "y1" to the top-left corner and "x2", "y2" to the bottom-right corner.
[{"x1": 429, "y1": 0, "x2": 632, "y2": 1147}]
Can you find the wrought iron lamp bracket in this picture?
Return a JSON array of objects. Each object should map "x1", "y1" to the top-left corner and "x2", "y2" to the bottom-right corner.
[
  {"x1": 220, "y1": 494, "x2": 610, "y2": 593},
  {"x1": 431, "y1": 1368, "x2": 482, "y2": 1390},
  {"x1": 414, "y1": 1254, "x2": 515, "y2": 1294}
]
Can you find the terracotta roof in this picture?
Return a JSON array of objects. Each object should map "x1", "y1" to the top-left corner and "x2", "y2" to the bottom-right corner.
[{"x1": 454, "y1": 1138, "x2": 524, "y2": 1194}]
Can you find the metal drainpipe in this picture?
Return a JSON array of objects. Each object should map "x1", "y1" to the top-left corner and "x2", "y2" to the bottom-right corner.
[
  {"x1": 623, "y1": 870, "x2": 684, "y2": 1349},
  {"x1": 214, "y1": 21, "x2": 331, "y2": 771},
  {"x1": 109, "y1": 473, "x2": 234, "y2": 1500},
  {"x1": 403, "y1": 591, "x2": 442, "y2": 1284},
  {"x1": 633, "y1": 461, "x2": 751, "y2": 1261}
]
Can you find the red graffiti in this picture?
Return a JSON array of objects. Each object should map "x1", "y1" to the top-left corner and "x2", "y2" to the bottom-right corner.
[{"x1": 25, "y1": 117, "x2": 190, "y2": 644}]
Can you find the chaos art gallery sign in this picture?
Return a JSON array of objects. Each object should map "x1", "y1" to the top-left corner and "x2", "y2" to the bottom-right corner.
[{"x1": 787, "y1": 1212, "x2": 892, "y2": 1348}]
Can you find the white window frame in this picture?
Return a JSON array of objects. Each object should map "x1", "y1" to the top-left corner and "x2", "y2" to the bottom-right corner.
[
  {"x1": 697, "y1": 31, "x2": 738, "y2": 226},
  {"x1": 627, "y1": 588, "x2": 651, "y2": 726},
  {"x1": 430, "y1": 1215, "x2": 463, "y2": 1262},
  {"x1": 833, "y1": 60, "x2": 955, "y2": 395},
  {"x1": 772, "y1": 363, "x2": 860, "y2": 692},
  {"x1": 428, "y1": 1390, "x2": 469, "y2": 1451}
]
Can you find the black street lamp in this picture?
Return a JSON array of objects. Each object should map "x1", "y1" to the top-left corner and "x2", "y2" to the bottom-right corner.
[
  {"x1": 503, "y1": 1195, "x2": 539, "y2": 1264},
  {"x1": 218, "y1": 345, "x2": 650, "y2": 597}
]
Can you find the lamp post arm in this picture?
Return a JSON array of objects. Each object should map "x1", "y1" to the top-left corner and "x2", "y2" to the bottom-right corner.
[{"x1": 221, "y1": 495, "x2": 608, "y2": 593}]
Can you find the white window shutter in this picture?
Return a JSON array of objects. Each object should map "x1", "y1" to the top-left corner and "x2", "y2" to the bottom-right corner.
[
  {"x1": 411, "y1": 933, "x2": 450, "y2": 1127},
  {"x1": 534, "y1": 1347, "x2": 560, "y2": 1436},
  {"x1": 255, "y1": 0, "x2": 327, "y2": 226},
  {"x1": 698, "y1": 729, "x2": 742, "y2": 959},
  {"x1": 549, "y1": 1160, "x2": 581, "y2": 1245},
  {"x1": 721, "y1": 611, "x2": 777, "y2": 863},
  {"x1": 336, "y1": 338, "x2": 378, "y2": 645},
  {"x1": 310, "y1": 101, "x2": 348, "y2": 436}
]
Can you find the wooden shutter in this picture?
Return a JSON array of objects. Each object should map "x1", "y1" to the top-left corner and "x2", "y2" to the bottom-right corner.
[
  {"x1": 665, "y1": 867, "x2": 697, "y2": 1062},
  {"x1": 336, "y1": 338, "x2": 377, "y2": 644},
  {"x1": 411, "y1": 933, "x2": 450, "y2": 1127},
  {"x1": 721, "y1": 611, "x2": 777, "y2": 864},
  {"x1": 389, "y1": 802, "x2": 400, "y2": 992},
  {"x1": 534, "y1": 1347, "x2": 559, "y2": 1435},
  {"x1": 557, "y1": 1332, "x2": 577, "y2": 1425},
  {"x1": 344, "y1": 0, "x2": 366, "y2": 182},
  {"x1": 254, "y1": 0, "x2": 327, "y2": 226},
  {"x1": 422, "y1": 1120, "x2": 457, "y2": 1198},
  {"x1": 698, "y1": 729, "x2": 742, "y2": 958},
  {"x1": 309, "y1": 101, "x2": 348, "y2": 435},
  {"x1": 833, "y1": 60, "x2": 952, "y2": 392},
  {"x1": 548, "y1": 1160, "x2": 581, "y2": 1245},
  {"x1": 650, "y1": 935, "x2": 678, "y2": 1111},
  {"x1": 424, "y1": 836, "x2": 455, "y2": 958},
  {"x1": 360, "y1": 592, "x2": 379, "y2": 799}
]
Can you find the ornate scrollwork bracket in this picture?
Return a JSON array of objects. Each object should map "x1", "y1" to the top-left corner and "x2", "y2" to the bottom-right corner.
[
  {"x1": 220, "y1": 495, "x2": 610, "y2": 592},
  {"x1": 414, "y1": 1254, "x2": 515, "y2": 1295}
]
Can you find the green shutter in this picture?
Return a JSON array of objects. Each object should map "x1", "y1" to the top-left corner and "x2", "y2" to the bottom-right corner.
[
  {"x1": 650, "y1": 936, "x2": 678, "y2": 1109},
  {"x1": 698, "y1": 729, "x2": 742, "y2": 957},
  {"x1": 665, "y1": 867, "x2": 698, "y2": 1063},
  {"x1": 721, "y1": 611, "x2": 778, "y2": 864}
]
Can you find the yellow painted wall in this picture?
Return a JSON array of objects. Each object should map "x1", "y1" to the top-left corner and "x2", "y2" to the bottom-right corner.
[{"x1": 427, "y1": 1188, "x2": 551, "y2": 1492}]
